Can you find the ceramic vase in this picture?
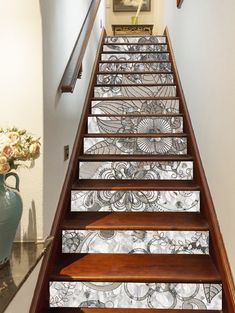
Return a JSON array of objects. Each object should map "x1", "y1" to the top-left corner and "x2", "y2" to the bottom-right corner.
[{"x1": 0, "y1": 173, "x2": 23, "y2": 268}]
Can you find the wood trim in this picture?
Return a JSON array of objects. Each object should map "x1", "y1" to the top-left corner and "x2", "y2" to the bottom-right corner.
[
  {"x1": 177, "y1": 0, "x2": 184, "y2": 8},
  {"x1": 164, "y1": 27, "x2": 235, "y2": 313},
  {"x1": 60, "y1": 0, "x2": 101, "y2": 93},
  {"x1": 29, "y1": 28, "x2": 106, "y2": 313}
]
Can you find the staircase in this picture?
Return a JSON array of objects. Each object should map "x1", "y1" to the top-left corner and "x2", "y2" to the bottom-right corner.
[{"x1": 31, "y1": 31, "x2": 235, "y2": 313}]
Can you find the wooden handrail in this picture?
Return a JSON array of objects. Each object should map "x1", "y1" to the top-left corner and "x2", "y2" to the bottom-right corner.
[
  {"x1": 177, "y1": 0, "x2": 184, "y2": 8},
  {"x1": 29, "y1": 29, "x2": 106, "y2": 313},
  {"x1": 60, "y1": 0, "x2": 101, "y2": 93},
  {"x1": 164, "y1": 27, "x2": 235, "y2": 312}
]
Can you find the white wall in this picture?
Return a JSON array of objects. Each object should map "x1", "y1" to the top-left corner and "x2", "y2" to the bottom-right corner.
[
  {"x1": 105, "y1": 0, "x2": 161, "y2": 35},
  {"x1": 0, "y1": 0, "x2": 43, "y2": 241},
  {"x1": 40, "y1": 0, "x2": 106, "y2": 238},
  {"x1": 159, "y1": 0, "x2": 235, "y2": 277}
]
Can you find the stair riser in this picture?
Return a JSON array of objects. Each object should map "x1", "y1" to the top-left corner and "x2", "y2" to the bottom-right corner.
[
  {"x1": 50, "y1": 282, "x2": 222, "y2": 310},
  {"x1": 62, "y1": 230, "x2": 209, "y2": 255},
  {"x1": 79, "y1": 161, "x2": 194, "y2": 180},
  {"x1": 103, "y1": 45, "x2": 168, "y2": 53},
  {"x1": 91, "y1": 100, "x2": 180, "y2": 115},
  {"x1": 84, "y1": 137, "x2": 187, "y2": 155},
  {"x1": 87, "y1": 116, "x2": 183, "y2": 134},
  {"x1": 101, "y1": 53, "x2": 169, "y2": 62},
  {"x1": 94, "y1": 86, "x2": 176, "y2": 98},
  {"x1": 99, "y1": 62, "x2": 172, "y2": 72},
  {"x1": 97, "y1": 74, "x2": 174, "y2": 85},
  {"x1": 104, "y1": 36, "x2": 166, "y2": 44},
  {"x1": 71, "y1": 190, "x2": 200, "y2": 212}
]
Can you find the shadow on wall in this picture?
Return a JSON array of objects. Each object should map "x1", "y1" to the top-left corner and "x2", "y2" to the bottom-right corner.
[{"x1": 15, "y1": 201, "x2": 38, "y2": 242}]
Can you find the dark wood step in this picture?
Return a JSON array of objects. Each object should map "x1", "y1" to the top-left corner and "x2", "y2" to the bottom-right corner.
[
  {"x1": 84, "y1": 133, "x2": 188, "y2": 138},
  {"x1": 41, "y1": 308, "x2": 222, "y2": 313},
  {"x1": 88, "y1": 113, "x2": 183, "y2": 117},
  {"x1": 104, "y1": 43, "x2": 168, "y2": 46},
  {"x1": 97, "y1": 71, "x2": 174, "y2": 75},
  {"x1": 72, "y1": 180, "x2": 199, "y2": 190},
  {"x1": 91, "y1": 96, "x2": 180, "y2": 101},
  {"x1": 51, "y1": 254, "x2": 221, "y2": 283},
  {"x1": 63, "y1": 212, "x2": 208, "y2": 231},
  {"x1": 101, "y1": 51, "x2": 169, "y2": 55},
  {"x1": 99, "y1": 60, "x2": 172, "y2": 64},
  {"x1": 78, "y1": 155, "x2": 193, "y2": 162},
  {"x1": 94, "y1": 83, "x2": 176, "y2": 87}
]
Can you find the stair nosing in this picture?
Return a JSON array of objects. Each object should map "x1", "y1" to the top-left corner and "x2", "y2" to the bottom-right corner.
[
  {"x1": 91, "y1": 96, "x2": 180, "y2": 101},
  {"x1": 72, "y1": 180, "x2": 200, "y2": 191},
  {"x1": 83, "y1": 133, "x2": 188, "y2": 138},
  {"x1": 94, "y1": 83, "x2": 176, "y2": 87}
]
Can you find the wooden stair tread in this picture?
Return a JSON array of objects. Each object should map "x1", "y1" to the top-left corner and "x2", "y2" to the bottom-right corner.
[
  {"x1": 99, "y1": 61, "x2": 172, "y2": 64},
  {"x1": 97, "y1": 71, "x2": 174, "y2": 75},
  {"x1": 95, "y1": 83, "x2": 176, "y2": 87},
  {"x1": 84, "y1": 133, "x2": 187, "y2": 138},
  {"x1": 72, "y1": 180, "x2": 199, "y2": 190},
  {"x1": 104, "y1": 42, "x2": 167, "y2": 46},
  {"x1": 101, "y1": 51, "x2": 169, "y2": 54},
  {"x1": 51, "y1": 254, "x2": 221, "y2": 282},
  {"x1": 92, "y1": 96, "x2": 180, "y2": 101},
  {"x1": 63, "y1": 212, "x2": 208, "y2": 231},
  {"x1": 41, "y1": 309, "x2": 222, "y2": 313},
  {"x1": 88, "y1": 113, "x2": 183, "y2": 117},
  {"x1": 78, "y1": 155, "x2": 193, "y2": 162}
]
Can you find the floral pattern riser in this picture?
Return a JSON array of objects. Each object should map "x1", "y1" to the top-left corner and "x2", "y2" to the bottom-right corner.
[
  {"x1": 79, "y1": 161, "x2": 193, "y2": 180},
  {"x1": 101, "y1": 53, "x2": 169, "y2": 62},
  {"x1": 62, "y1": 230, "x2": 209, "y2": 255},
  {"x1": 50, "y1": 282, "x2": 222, "y2": 310},
  {"x1": 104, "y1": 36, "x2": 166, "y2": 44},
  {"x1": 94, "y1": 85, "x2": 176, "y2": 98},
  {"x1": 103, "y1": 44, "x2": 168, "y2": 53},
  {"x1": 96, "y1": 74, "x2": 174, "y2": 85},
  {"x1": 84, "y1": 137, "x2": 187, "y2": 155},
  {"x1": 71, "y1": 190, "x2": 200, "y2": 212},
  {"x1": 91, "y1": 99, "x2": 179, "y2": 115},
  {"x1": 88, "y1": 116, "x2": 183, "y2": 134},
  {"x1": 99, "y1": 62, "x2": 172, "y2": 73}
]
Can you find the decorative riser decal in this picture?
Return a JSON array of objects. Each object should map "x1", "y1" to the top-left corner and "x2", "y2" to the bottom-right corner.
[
  {"x1": 50, "y1": 282, "x2": 222, "y2": 310},
  {"x1": 104, "y1": 36, "x2": 166, "y2": 44},
  {"x1": 62, "y1": 230, "x2": 209, "y2": 255},
  {"x1": 84, "y1": 137, "x2": 187, "y2": 155},
  {"x1": 71, "y1": 190, "x2": 200, "y2": 212},
  {"x1": 101, "y1": 53, "x2": 169, "y2": 62},
  {"x1": 97, "y1": 74, "x2": 174, "y2": 85},
  {"x1": 94, "y1": 86, "x2": 176, "y2": 98},
  {"x1": 99, "y1": 62, "x2": 172, "y2": 73},
  {"x1": 79, "y1": 161, "x2": 193, "y2": 180},
  {"x1": 87, "y1": 116, "x2": 183, "y2": 134},
  {"x1": 103, "y1": 45, "x2": 168, "y2": 53},
  {"x1": 91, "y1": 100, "x2": 180, "y2": 115}
]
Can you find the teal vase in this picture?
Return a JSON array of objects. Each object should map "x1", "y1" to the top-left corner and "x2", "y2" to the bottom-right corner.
[{"x1": 0, "y1": 173, "x2": 23, "y2": 268}]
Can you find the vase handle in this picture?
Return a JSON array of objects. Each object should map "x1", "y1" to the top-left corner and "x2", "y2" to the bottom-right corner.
[{"x1": 5, "y1": 172, "x2": 20, "y2": 192}]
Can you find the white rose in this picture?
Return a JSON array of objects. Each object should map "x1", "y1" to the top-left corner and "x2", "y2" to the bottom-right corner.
[{"x1": 8, "y1": 132, "x2": 20, "y2": 145}]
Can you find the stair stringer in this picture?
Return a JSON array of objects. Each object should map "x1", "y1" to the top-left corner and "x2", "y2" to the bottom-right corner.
[{"x1": 164, "y1": 27, "x2": 235, "y2": 313}]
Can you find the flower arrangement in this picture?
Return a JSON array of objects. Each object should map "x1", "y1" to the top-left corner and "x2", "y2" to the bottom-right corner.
[{"x1": 0, "y1": 127, "x2": 41, "y2": 175}]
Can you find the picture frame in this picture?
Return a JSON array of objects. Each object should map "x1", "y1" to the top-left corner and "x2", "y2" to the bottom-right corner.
[{"x1": 113, "y1": 0, "x2": 151, "y2": 12}]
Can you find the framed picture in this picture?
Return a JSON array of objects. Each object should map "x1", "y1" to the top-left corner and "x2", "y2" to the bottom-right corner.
[{"x1": 113, "y1": 0, "x2": 151, "y2": 12}]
